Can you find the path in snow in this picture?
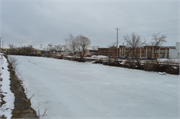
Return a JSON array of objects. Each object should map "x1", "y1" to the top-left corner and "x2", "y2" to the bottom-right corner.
[
  {"x1": 10, "y1": 55, "x2": 179, "y2": 118},
  {"x1": 0, "y1": 55, "x2": 14, "y2": 119}
]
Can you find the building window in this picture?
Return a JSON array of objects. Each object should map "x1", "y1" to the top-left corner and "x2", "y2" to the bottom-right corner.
[
  {"x1": 160, "y1": 50, "x2": 166, "y2": 53},
  {"x1": 155, "y1": 50, "x2": 159, "y2": 53}
]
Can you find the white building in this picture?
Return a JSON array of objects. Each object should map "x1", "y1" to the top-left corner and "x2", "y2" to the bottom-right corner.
[{"x1": 169, "y1": 42, "x2": 180, "y2": 59}]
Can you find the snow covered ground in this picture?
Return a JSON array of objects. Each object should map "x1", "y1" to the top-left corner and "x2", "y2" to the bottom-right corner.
[
  {"x1": 10, "y1": 55, "x2": 179, "y2": 119},
  {"x1": 158, "y1": 58, "x2": 180, "y2": 64},
  {"x1": 0, "y1": 54, "x2": 14, "y2": 119}
]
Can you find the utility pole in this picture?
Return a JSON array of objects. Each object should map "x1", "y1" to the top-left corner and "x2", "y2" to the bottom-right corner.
[
  {"x1": 65, "y1": 39, "x2": 67, "y2": 57},
  {"x1": 48, "y1": 43, "x2": 52, "y2": 55},
  {"x1": 2, "y1": 41, "x2": 4, "y2": 49},
  {"x1": 40, "y1": 44, "x2": 42, "y2": 50},
  {"x1": 115, "y1": 27, "x2": 120, "y2": 61}
]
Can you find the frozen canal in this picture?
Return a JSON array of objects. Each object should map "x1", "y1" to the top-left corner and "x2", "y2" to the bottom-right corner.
[{"x1": 10, "y1": 55, "x2": 179, "y2": 119}]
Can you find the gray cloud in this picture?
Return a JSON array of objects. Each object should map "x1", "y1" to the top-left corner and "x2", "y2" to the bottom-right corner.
[{"x1": 1, "y1": 0, "x2": 179, "y2": 49}]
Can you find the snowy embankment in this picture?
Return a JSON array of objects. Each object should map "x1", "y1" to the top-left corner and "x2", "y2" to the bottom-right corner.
[
  {"x1": 10, "y1": 55, "x2": 179, "y2": 119},
  {"x1": 0, "y1": 54, "x2": 14, "y2": 119},
  {"x1": 158, "y1": 58, "x2": 180, "y2": 64}
]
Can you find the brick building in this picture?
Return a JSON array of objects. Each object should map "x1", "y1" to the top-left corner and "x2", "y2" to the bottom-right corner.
[
  {"x1": 98, "y1": 45, "x2": 176, "y2": 58},
  {"x1": 98, "y1": 47, "x2": 118, "y2": 57}
]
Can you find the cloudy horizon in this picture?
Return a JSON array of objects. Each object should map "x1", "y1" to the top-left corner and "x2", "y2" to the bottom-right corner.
[{"x1": 0, "y1": 0, "x2": 179, "y2": 49}]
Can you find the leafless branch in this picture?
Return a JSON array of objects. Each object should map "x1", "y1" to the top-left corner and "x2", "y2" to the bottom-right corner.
[{"x1": 124, "y1": 33, "x2": 144, "y2": 67}]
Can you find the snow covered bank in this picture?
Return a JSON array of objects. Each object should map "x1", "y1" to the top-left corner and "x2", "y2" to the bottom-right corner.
[
  {"x1": 0, "y1": 55, "x2": 14, "y2": 119},
  {"x1": 158, "y1": 58, "x2": 180, "y2": 64},
  {"x1": 10, "y1": 55, "x2": 180, "y2": 119}
]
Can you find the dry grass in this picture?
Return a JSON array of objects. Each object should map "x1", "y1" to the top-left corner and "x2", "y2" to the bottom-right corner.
[
  {"x1": 8, "y1": 57, "x2": 20, "y2": 71},
  {"x1": 37, "y1": 107, "x2": 48, "y2": 119}
]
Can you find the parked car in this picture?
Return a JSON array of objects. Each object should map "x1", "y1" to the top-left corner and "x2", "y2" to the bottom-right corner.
[{"x1": 87, "y1": 55, "x2": 91, "y2": 57}]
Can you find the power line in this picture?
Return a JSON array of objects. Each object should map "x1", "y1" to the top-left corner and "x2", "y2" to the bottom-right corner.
[
  {"x1": 139, "y1": 33, "x2": 180, "y2": 37},
  {"x1": 91, "y1": 33, "x2": 179, "y2": 43},
  {"x1": 90, "y1": 31, "x2": 178, "y2": 43},
  {"x1": 90, "y1": 27, "x2": 178, "y2": 39},
  {"x1": 86, "y1": 19, "x2": 179, "y2": 38},
  {"x1": 91, "y1": 35, "x2": 116, "y2": 40},
  {"x1": 87, "y1": 20, "x2": 178, "y2": 39},
  {"x1": 120, "y1": 19, "x2": 179, "y2": 29},
  {"x1": 89, "y1": 25, "x2": 178, "y2": 40},
  {"x1": 85, "y1": 28, "x2": 113, "y2": 36},
  {"x1": 86, "y1": 28, "x2": 114, "y2": 37},
  {"x1": 89, "y1": 33, "x2": 115, "y2": 39}
]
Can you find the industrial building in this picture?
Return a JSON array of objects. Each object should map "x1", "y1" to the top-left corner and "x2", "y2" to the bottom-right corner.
[{"x1": 98, "y1": 43, "x2": 178, "y2": 58}]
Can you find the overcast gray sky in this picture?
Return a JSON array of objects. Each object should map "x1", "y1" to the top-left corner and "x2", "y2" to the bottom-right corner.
[{"x1": 0, "y1": 0, "x2": 179, "y2": 49}]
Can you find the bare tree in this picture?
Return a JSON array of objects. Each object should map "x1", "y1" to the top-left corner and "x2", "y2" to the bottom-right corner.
[
  {"x1": 8, "y1": 44, "x2": 15, "y2": 54},
  {"x1": 47, "y1": 44, "x2": 52, "y2": 54},
  {"x1": 91, "y1": 46, "x2": 99, "y2": 51},
  {"x1": 74, "y1": 35, "x2": 91, "y2": 59},
  {"x1": 67, "y1": 34, "x2": 91, "y2": 58},
  {"x1": 68, "y1": 34, "x2": 76, "y2": 56},
  {"x1": 151, "y1": 32, "x2": 166, "y2": 65},
  {"x1": 50, "y1": 45, "x2": 64, "y2": 55},
  {"x1": 55, "y1": 45, "x2": 64, "y2": 52},
  {"x1": 26, "y1": 45, "x2": 33, "y2": 55},
  {"x1": 124, "y1": 33, "x2": 145, "y2": 67},
  {"x1": 18, "y1": 45, "x2": 33, "y2": 55},
  {"x1": 108, "y1": 42, "x2": 117, "y2": 63}
]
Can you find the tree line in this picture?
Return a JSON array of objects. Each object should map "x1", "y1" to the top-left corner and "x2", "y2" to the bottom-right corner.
[
  {"x1": 8, "y1": 44, "x2": 40, "y2": 55},
  {"x1": 7, "y1": 32, "x2": 166, "y2": 64}
]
